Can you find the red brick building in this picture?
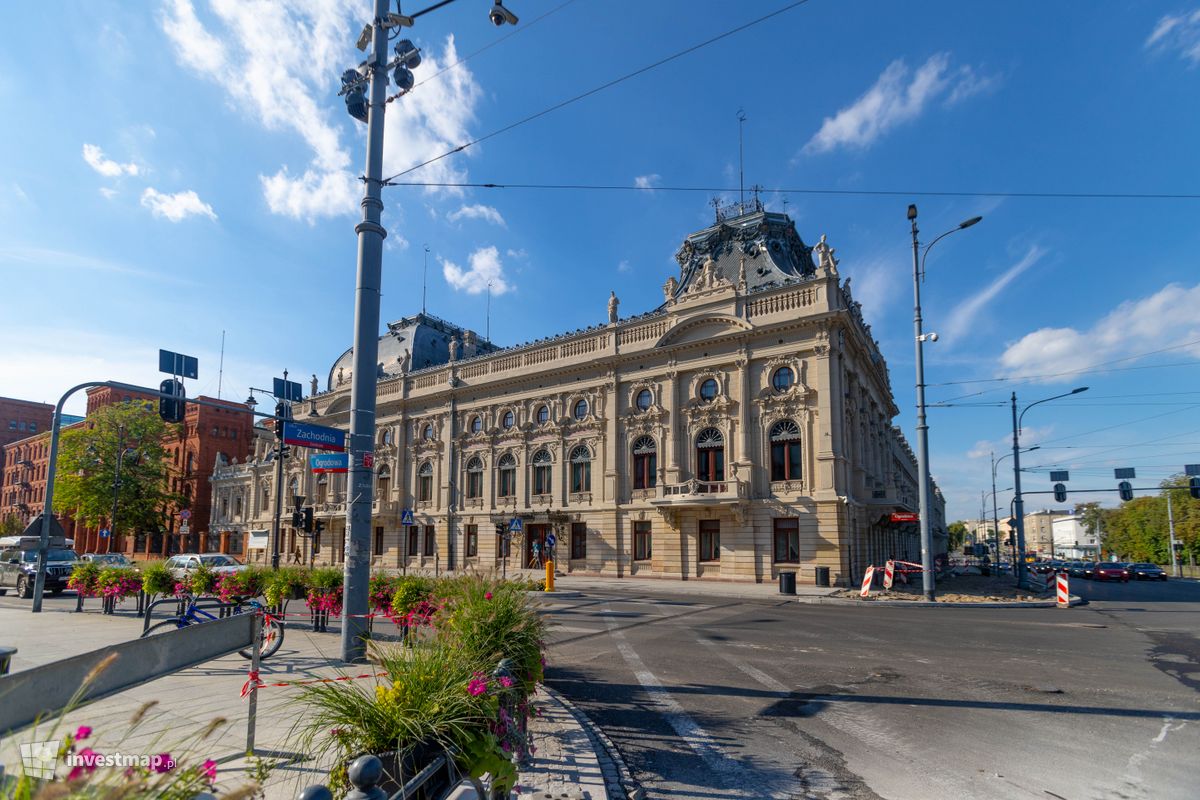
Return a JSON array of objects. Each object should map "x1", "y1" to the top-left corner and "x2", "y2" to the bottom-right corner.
[
  {"x1": 1, "y1": 388, "x2": 253, "y2": 555},
  {"x1": 1, "y1": 397, "x2": 56, "y2": 497}
]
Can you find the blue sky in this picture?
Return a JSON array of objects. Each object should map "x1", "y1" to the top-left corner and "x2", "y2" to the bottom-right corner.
[{"x1": 2, "y1": 1, "x2": 1199, "y2": 523}]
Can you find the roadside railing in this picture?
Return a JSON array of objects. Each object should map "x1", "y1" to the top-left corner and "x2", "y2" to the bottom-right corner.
[{"x1": 296, "y1": 752, "x2": 492, "y2": 800}]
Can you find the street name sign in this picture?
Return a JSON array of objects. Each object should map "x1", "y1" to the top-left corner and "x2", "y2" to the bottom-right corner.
[
  {"x1": 283, "y1": 421, "x2": 346, "y2": 452},
  {"x1": 310, "y1": 453, "x2": 349, "y2": 473}
]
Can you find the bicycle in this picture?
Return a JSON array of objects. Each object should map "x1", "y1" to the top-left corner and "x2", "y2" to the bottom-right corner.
[{"x1": 141, "y1": 595, "x2": 284, "y2": 659}]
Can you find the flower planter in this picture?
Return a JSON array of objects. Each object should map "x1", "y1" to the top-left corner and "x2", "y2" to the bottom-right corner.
[
  {"x1": 311, "y1": 607, "x2": 331, "y2": 633},
  {"x1": 365, "y1": 743, "x2": 458, "y2": 798}
]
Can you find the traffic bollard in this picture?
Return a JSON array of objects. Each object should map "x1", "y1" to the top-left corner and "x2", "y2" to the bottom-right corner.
[{"x1": 544, "y1": 559, "x2": 555, "y2": 592}]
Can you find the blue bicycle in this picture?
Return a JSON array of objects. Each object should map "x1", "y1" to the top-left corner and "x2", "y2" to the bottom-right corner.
[{"x1": 141, "y1": 596, "x2": 284, "y2": 659}]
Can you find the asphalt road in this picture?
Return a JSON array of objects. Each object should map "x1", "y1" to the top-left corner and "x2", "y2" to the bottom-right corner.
[{"x1": 543, "y1": 577, "x2": 1200, "y2": 800}]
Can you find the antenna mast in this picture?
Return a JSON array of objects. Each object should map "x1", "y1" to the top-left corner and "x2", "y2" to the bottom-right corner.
[
  {"x1": 217, "y1": 329, "x2": 225, "y2": 399},
  {"x1": 422, "y1": 245, "x2": 429, "y2": 315},
  {"x1": 737, "y1": 108, "x2": 746, "y2": 212}
]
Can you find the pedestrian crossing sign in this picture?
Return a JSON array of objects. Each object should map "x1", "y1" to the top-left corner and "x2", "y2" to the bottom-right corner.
[
  {"x1": 508, "y1": 517, "x2": 523, "y2": 533},
  {"x1": 400, "y1": 508, "x2": 414, "y2": 526}
]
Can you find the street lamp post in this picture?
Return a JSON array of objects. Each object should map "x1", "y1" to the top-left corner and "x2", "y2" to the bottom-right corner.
[
  {"x1": 107, "y1": 425, "x2": 126, "y2": 555},
  {"x1": 992, "y1": 447, "x2": 1038, "y2": 568},
  {"x1": 907, "y1": 204, "x2": 982, "y2": 601},
  {"x1": 246, "y1": 383, "x2": 293, "y2": 572},
  {"x1": 1011, "y1": 388, "x2": 1088, "y2": 587}
]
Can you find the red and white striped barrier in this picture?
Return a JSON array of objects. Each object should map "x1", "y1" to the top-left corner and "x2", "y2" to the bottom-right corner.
[
  {"x1": 860, "y1": 566, "x2": 875, "y2": 598},
  {"x1": 883, "y1": 560, "x2": 895, "y2": 589},
  {"x1": 1056, "y1": 573, "x2": 1070, "y2": 607}
]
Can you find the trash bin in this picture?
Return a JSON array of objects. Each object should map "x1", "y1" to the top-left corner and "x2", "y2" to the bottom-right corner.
[
  {"x1": 814, "y1": 566, "x2": 831, "y2": 587},
  {"x1": 778, "y1": 571, "x2": 796, "y2": 595},
  {"x1": 0, "y1": 646, "x2": 16, "y2": 676}
]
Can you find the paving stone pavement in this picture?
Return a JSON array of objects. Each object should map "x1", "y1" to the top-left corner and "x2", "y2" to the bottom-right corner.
[{"x1": 0, "y1": 599, "x2": 624, "y2": 799}]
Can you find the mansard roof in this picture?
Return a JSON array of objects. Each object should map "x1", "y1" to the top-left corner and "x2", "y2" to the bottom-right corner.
[{"x1": 671, "y1": 206, "x2": 815, "y2": 299}]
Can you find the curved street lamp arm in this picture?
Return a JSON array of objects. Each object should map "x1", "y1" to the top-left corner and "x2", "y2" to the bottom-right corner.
[{"x1": 1018, "y1": 388, "x2": 1088, "y2": 433}]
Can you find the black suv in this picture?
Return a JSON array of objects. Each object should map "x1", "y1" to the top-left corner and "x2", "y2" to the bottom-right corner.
[{"x1": 0, "y1": 545, "x2": 78, "y2": 598}]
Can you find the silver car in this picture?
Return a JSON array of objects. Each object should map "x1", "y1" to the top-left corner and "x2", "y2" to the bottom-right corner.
[{"x1": 165, "y1": 553, "x2": 246, "y2": 579}]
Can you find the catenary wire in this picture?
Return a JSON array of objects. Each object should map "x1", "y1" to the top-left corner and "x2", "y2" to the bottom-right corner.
[{"x1": 379, "y1": 0, "x2": 814, "y2": 184}]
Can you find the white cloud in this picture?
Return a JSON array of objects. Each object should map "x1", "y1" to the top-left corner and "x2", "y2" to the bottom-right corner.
[
  {"x1": 447, "y1": 203, "x2": 506, "y2": 226},
  {"x1": 506, "y1": 248, "x2": 527, "y2": 260},
  {"x1": 82, "y1": 143, "x2": 140, "y2": 177},
  {"x1": 617, "y1": 259, "x2": 632, "y2": 273},
  {"x1": 159, "y1": 0, "x2": 483, "y2": 222},
  {"x1": 966, "y1": 426, "x2": 1054, "y2": 460},
  {"x1": 802, "y1": 54, "x2": 997, "y2": 155},
  {"x1": 442, "y1": 246, "x2": 510, "y2": 295},
  {"x1": 140, "y1": 187, "x2": 217, "y2": 222},
  {"x1": 999, "y1": 282, "x2": 1200, "y2": 380},
  {"x1": 0, "y1": 245, "x2": 193, "y2": 285},
  {"x1": 1145, "y1": 9, "x2": 1200, "y2": 64},
  {"x1": 634, "y1": 174, "x2": 661, "y2": 190},
  {"x1": 99, "y1": 187, "x2": 119, "y2": 199},
  {"x1": 845, "y1": 257, "x2": 901, "y2": 324},
  {"x1": 943, "y1": 246, "x2": 1044, "y2": 341}
]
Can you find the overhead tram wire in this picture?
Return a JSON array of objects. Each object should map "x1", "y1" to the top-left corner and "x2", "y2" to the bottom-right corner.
[
  {"x1": 379, "y1": 0, "x2": 815, "y2": 185},
  {"x1": 383, "y1": 179, "x2": 1200, "y2": 201}
]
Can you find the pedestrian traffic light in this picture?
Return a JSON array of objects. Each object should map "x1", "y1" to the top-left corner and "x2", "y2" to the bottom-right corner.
[
  {"x1": 291, "y1": 510, "x2": 303, "y2": 528},
  {"x1": 1190, "y1": 477, "x2": 1200, "y2": 500},
  {"x1": 303, "y1": 507, "x2": 314, "y2": 533},
  {"x1": 1053, "y1": 483, "x2": 1067, "y2": 503},
  {"x1": 1118, "y1": 481, "x2": 1134, "y2": 502},
  {"x1": 158, "y1": 379, "x2": 185, "y2": 423}
]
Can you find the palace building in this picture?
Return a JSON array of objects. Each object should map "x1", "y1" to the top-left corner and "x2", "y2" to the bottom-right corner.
[{"x1": 209, "y1": 205, "x2": 946, "y2": 586}]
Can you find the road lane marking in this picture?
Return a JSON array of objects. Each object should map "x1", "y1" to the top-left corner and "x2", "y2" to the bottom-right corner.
[{"x1": 602, "y1": 607, "x2": 735, "y2": 775}]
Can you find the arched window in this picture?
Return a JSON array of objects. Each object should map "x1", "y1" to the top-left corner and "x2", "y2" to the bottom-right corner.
[
  {"x1": 532, "y1": 449, "x2": 552, "y2": 495},
  {"x1": 699, "y1": 378, "x2": 718, "y2": 403},
  {"x1": 465, "y1": 456, "x2": 483, "y2": 498},
  {"x1": 635, "y1": 389, "x2": 652, "y2": 411},
  {"x1": 470, "y1": 416, "x2": 483, "y2": 434},
  {"x1": 380, "y1": 427, "x2": 393, "y2": 446},
  {"x1": 376, "y1": 465, "x2": 391, "y2": 499},
  {"x1": 497, "y1": 453, "x2": 516, "y2": 497},
  {"x1": 695, "y1": 428, "x2": 725, "y2": 483},
  {"x1": 502, "y1": 410, "x2": 515, "y2": 429},
  {"x1": 289, "y1": 477, "x2": 299, "y2": 498},
  {"x1": 772, "y1": 366, "x2": 794, "y2": 393},
  {"x1": 418, "y1": 461, "x2": 433, "y2": 502},
  {"x1": 262, "y1": 482, "x2": 270, "y2": 510},
  {"x1": 770, "y1": 420, "x2": 803, "y2": 482},
  {"x1": 632, "y1": 436, "x2": 657, "y2": 490},
  {"x1": 573, "y1": 399, "x2": 588, "y2": 420},
  {"x1": 570, "y1": 445, "x2": 591, "y2": 493},
  {"x1": 422, "y1": 423, "x2": 434, "y2": 441},
  {"x1": 537, "y1": 405, "x2": 550, "y2": 425}
]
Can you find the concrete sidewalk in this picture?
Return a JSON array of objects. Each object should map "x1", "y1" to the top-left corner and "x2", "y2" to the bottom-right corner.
[
  {"x1": 0, "y1": 601, "x2": 626, "y2": 799},
  {"x1": 534, "y1": 571, "x2": 840, "y2": 602}
]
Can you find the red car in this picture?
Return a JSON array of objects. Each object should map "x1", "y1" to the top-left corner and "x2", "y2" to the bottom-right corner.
[{"x1": 1091, "y1": 562, "x2": 1129, "y2": 582}]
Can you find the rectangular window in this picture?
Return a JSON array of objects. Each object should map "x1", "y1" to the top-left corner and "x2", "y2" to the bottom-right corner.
[
  {"x1": 499, "y1": 468, "x2": 515, "y2": 498},
  {"x1": 773, "y1": 518, "x2": 800, "y2": 563},
  {"x1": 28, "y1": 423, "x2": 36, "y2": 433},
  {"x1": 534, "y1": 465, "x2": 551, "y2": 495},
  {"x1": 633, "y1": 452, "x2": 657, "y2": 490},
  {"x1": 466, "y1": 471, "x2": 482, "y2": 498},
  {"x1": 419, "y1": 475, "x2": 432, "y2": 502},
  {"x1": 571, "y1": 522, "x2": 587, "y2": 560},
  {"x1": 407, "y1": 527, "x2": 419, "y2": 556},
  {"x1": 423, "y1": 525, "x2": 435, "y2": 557},
  {"x1": 699, "y1": 519, "x2": 720, "y2": 562},
  {"x1": 466, "y1": 524, "x2": 478, "y2": 557},
  {"x1": 571, "y1": 462, "x2": 591, "y2": 493},
  {"x1": 374, "y1": 526, "x2": 384, "y2": 556},
  {"x1": 634, "y1": 521, "x2": 652, "y2": 561}
]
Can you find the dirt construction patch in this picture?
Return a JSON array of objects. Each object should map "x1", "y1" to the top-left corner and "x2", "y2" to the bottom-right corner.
[{"x1": 838, "y1": 573, "x2": 1054, "y2": 603}]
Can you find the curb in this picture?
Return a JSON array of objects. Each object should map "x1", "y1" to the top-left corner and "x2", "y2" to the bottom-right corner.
[
  {"x1": 529, "y1": 590, "x2": 585, "y2": 599},
  {"x1": 544, "y1": 686, "x2": 644, "y2": 800},
  {"x1": 794, "y1": 594, "x2": 1086, "y2": 608}
]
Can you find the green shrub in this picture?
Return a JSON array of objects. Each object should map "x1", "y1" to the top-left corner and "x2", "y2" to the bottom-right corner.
[
  {"x1": 215, "y1": 566, "x2": 267, "y2": 602},
  {"x1": 140, "y1": 561, "x2": 174, "y2": 596},
  {"x1": 264, "y1": 566, "x2": 309, "y2": 607},
  {"x1": 67, "y1": 562, "x2": 101, "y2": 597},
  {"x1": 390, "y1": 575, "x2": 436, "y2": 619},
  {"x1": 435, "y1": 575, "x2": 546, "y2": 692},
  {"x1": 96, "y1": 566, "x2": 142, "y2": 600},
  {"x1": 187, "y1": 563, "x2": 218, "y2": 596}
]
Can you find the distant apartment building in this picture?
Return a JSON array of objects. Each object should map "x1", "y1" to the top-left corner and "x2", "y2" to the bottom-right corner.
[
  {"x1": 1023, "y1": 509, "x2": 1072, "y2": 557},
  {"x1": 1052, "y1": 515, "x2": 1100, "y2": 560}
]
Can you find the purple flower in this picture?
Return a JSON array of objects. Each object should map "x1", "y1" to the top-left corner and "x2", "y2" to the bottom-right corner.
[
  {"x1": 74, "y1": 725, "x2": 92, "y2": 741},
  {"x1": 499, "y1": 676, "x2": 514, "y2": 689},
  {"x1": 152, "y1": 753, "x2": 175, "y2": 773},
  {"x1": 202, "y1": 759, "x2": 218, "y2": 783},
  {"x1": 467, "y1": 678, "x2": 488, "y2": 697}
]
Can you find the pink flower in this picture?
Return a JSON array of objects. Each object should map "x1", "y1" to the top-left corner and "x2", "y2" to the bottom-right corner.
[
  {"x1": 74, "y1": 725, "x2": 92, "y2": 741},
  {"x1": 68, "y1": 748, "x2": 101, "y2": 781},
  {"x1": 467, "y1": 678, "x2": 488, "y2": 696},
  {"x1": 152, "y1": 753, "x2": 175, "y2": 773},
  {"x1": 499, "y1": 676, "x2": 514, "y2": 689},
  {"x1": 484, "y1": 591, "x2": 493, "y2": 600},
  {"x1": 202, "y1": 759, "x2": 218, "y2": 783}
]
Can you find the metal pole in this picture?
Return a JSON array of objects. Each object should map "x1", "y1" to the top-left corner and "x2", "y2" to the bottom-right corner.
[
  {"x1": 271, "y1": 414, "x2": 285, "y2": 572},
  {"x1": 910, "y1": 209, "x2": 935, "y2": 601},
  {"x1": 1167, "y1": 491, "x2": 1179, "y2": 577},
  {"x1": 108, "y1": 426, "x2": 123, "y2": 555},
  {"x1": 246, "y1": 612, "x2": 262, "y2": 755},
  {"x1": 343, "y1": 0, "x2": 390, "y2": 663},
  {"x1": 1011, "y1": 392, "x2": 1029, "y2": 588},
  {"x1": 990, "y1": 452, "x2": 1000, "y2": 568}
]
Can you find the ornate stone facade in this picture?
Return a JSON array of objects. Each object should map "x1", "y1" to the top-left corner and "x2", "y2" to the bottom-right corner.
[{"x1": 210, "y1": 209, "x2": 945, "y2": 585}]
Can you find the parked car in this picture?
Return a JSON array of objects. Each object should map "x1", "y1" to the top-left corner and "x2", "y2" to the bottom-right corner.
[
  {"x1": 1127, "y1": 563, "x2": 1167, "y2": 581},
  {"x1": 80, "y1": 553, "x2": 132, "y2": 567},
  {"x1": 1092, "y1": 562, "x2": 1130, "y2": 582},
  {"x1": 165, "y1": 553, "x2": 246, "y2": 579},
  {"x1": 0, "y1": 544, "x2": 79, "y2": 598}
]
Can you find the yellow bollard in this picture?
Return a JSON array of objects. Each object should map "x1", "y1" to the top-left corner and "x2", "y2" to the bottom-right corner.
[{"x1": 544, "y1": 559, "x2": 555, "y2": 592}]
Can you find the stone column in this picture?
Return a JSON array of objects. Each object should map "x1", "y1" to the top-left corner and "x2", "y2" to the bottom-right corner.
[{"x1": 663, "y1": 371, "x2": 680, "y2": 484}]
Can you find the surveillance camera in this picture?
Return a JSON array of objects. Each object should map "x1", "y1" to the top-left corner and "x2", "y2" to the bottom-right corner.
[
  {"x1": 927, "y1": 332, "x2": 939, "y2": 342},
  {"x1": 489, "y1": 1, "x2": 518, "y2": 25},
  {"x1": 355, "y1": 24, "x2": 372, "y2": 51}
]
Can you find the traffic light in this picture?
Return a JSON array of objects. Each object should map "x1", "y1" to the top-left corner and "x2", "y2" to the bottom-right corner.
[
  {"x1": 291, "y1": 510, "x2": 304, "y2": 528},
  {"x1": 303, "y1": 507, "x2": 314, "y2": 533},
  {"x1": 1190, "y1": 477, "x2": 1200, "y2": 500},
  {"x1": 158, "y1": 379, "x2": 185, "y2": 423},
  {"x1": 1118, "y1": 481, "x2": 1134, "y2": 502},
  {"x1": 314, "y1": 520, "x2": 325, "y2": 535},
  {"x1": 1053, "y1": 483, "x2": 1067, "y2": 503}
]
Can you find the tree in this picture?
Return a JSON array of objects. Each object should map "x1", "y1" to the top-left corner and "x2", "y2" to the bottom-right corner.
[
  {"x1": 1099, "y1": 476, "x2": 1200, "y2": 565},
  {"x1": 1, "y1": 513, "x2": 25, "y2": 537},
  {"x1": 948, "y1": 521, "x2": 969, "y2": 552},
  {"x1": 54, "y1": 403, "x2": 180, "y2": 538}
]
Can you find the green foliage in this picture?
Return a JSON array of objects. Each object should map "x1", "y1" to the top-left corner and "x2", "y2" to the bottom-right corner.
[
  {"x1": 53, "y1": 403, "x2": 181, "y2": 536},
  {"x1": 948, "y1": 521, "x2": 969, "y2": 551},
  {"x1": 1101, "y1": 475, "x2": 1200, "y2": 563},
  {"x1": 435, "y1": 574, "x2": 546, "y2": 692},
  {"x1": 68, "y1": 561, "x2": 101, "y2": 597},
  {"x1": 96, "y1": 566, "x2": 142, "y2": 600},
  {"x1": 390, "y1": 575, "x2": 435, "y2": 617},
  {"x1": 307, "y1": 565, "x2": 343, "y2": 591},
  {"x1": 140, "y1": 560, "x2": 175, "y2": 596},
  {"x1": 187, "y1": 562, "x2": 218, "y2": 596},
  {"x1": 0, "y1": 513, "x2": 24, "y2": 536},
  {"x1": 215, "y1": 565, "x2": 267, "y2": 601},
  {"x1": 264, "y1": 566, "x2": 309, "y2": 607}
]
